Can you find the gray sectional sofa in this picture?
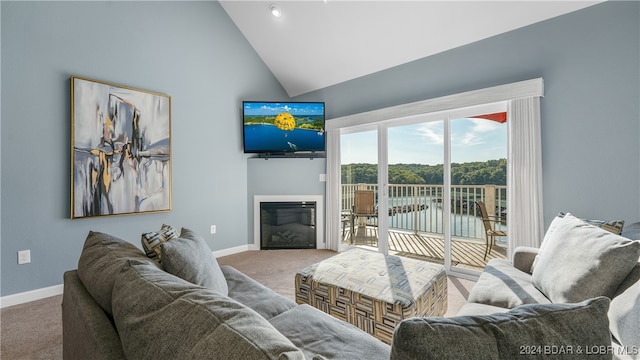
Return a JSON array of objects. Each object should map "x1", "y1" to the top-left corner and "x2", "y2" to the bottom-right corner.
[
  {"x1": 452, "y1": 214, "x2": 640, "y2": 360},
  {"x1": 63, "y1": 215, "x2": 636, "y2": 359},
  {"x1": 62, "y1": 229, "x2": 390, "y2": 360}
]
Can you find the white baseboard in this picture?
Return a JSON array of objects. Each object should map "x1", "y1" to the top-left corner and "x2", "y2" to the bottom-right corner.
[
  {"x1": 0, "y1": 284, "x2": 64, "y2": 309},
  {"x1": 212, "y1": 244, "x2": 256, "y2": 257},
  {"x1": 0, "y1": 244, "x2": 265, "y2": 309}
]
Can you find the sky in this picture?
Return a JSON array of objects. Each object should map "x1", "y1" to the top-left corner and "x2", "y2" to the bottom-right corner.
[
  {"x1": 341, "y1": 118, "x2": 507, "y2": 165},
  {"x1": 243, "y1": 101, "x2": 325, "y2": 116}
]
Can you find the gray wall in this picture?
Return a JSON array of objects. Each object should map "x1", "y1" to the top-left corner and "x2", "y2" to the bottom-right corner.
[
  {"x1": 2, "y1": 1, "x2": 639, "y2": 298},
  {"x1": 295, "y1": 1, "x2": 640, "y2": 228},
  {"x1": 0, "y1": 1, "x2": 288, "y2": 297}
]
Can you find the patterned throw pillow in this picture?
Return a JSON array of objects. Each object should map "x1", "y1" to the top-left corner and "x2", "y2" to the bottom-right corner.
[
  {"x1": 558, "y1": 211, "x2": 624, "y2": 235},
  {"x1": 141, "y1": 224, "x2": 179, "y2": 260}
]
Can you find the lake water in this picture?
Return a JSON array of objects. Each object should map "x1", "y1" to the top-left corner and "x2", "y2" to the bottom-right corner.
[
  {"x1": 384, "y1": 195, "x2": 506, "y2": 239},
  {"x1": 244, "y1": 124, "x2": 325, "y2": 152}
]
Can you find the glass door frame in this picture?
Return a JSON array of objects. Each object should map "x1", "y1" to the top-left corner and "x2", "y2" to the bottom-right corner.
[
  {"x1": 337, "y1": 123, "x2": 388, "y2": 254},
  {"x1": 335, "y1": 102, "x2": 507, "y2": 279}
]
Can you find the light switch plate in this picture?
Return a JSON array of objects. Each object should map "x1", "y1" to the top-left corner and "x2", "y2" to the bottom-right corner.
[{"x1": 18, "y1": 250, "x2": 31, "y2": 265}]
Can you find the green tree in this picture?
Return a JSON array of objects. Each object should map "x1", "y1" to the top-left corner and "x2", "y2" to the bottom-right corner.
[{"x1": 342, "y1": 159, "x2": 506, "y2": 185}]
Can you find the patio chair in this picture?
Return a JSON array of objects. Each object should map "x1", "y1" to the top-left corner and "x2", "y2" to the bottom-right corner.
[
  {"x1": 475, "y1": 200, "x2": 507, "y2": 260},
  {"x1": 351, "y1": 190, "x2": 377, "y2": 244}
]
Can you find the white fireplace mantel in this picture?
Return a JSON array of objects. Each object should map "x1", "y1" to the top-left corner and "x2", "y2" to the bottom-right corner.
[{"x1": 253, "y1": 195, "x2": 324, "y2": 250}]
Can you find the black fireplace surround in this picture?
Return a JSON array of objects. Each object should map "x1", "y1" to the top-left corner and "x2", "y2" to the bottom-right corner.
[{"x1": 260, "y1": 201, "x2": 316, "y2": 249}]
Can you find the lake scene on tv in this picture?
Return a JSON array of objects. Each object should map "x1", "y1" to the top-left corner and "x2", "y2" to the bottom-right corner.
[{"x1": 243, "y1": 102, "x2": 325, "y2": 153}]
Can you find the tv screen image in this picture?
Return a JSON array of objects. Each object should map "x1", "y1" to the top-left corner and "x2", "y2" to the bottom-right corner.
[{"x1": 243, "y1": 101, "x2": 325, "y2": 153}]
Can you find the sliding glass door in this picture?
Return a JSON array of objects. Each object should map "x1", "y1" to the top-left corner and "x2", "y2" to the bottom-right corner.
[
  {"x1": 449, "y1": 114, "x2": 507, "y2": 272},
  {"x1": 337, "y1": 104, "x2": 507, "y2": 276},
  {"x1": 386, "y1": 118, "x2": 446, "y2": 263},
  {"x1": 340, "y1": 127, "x2": 382, "y2": 251}
]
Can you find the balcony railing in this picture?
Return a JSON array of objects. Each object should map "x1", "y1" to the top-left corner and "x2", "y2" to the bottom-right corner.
[{"x1": 341, "y1": 183, "x2": 506, "y2": 240}]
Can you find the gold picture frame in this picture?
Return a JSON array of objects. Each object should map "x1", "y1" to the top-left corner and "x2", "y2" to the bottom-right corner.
[{"x1": 71, "y1": 76, "x2": 172, "y2": 218}]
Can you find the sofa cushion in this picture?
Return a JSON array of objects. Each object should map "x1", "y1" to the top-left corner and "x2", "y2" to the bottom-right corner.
[
  {"x1": 532, "y1": 213, "x2": 640, "y2": 303},
  {"x1": 390, "y1": 297, "x2": 612, "y2": 360},
  {"x1": 269, "y1": 304, "x2": 391, "y2": 360},
  {"x1": 609, "y1": 262, "x2": 640, "y2": 351},
  {"x1": 62, "y1": 270, "x2": 127, "y2": 360},
  {"x1": 621, "y1": 221, "x2": 640, "y2": 240},
  {"x1": 221, "y1": 265, "x2": 296, "y2": 320},
  {"x1": 467, "y1": 259, "x2": 551, "y2": 308},
  {"x1": 112, "y1": 259, "x2": 305, "y2": 360},
  {"x1": 77, "y1": 231, "x2": 159, "y2": 316},
  {"x1": 160, "y1": 227, "x2": 229, "y2": 296}
]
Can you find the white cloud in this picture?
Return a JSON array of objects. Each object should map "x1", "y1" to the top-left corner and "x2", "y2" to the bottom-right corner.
[
  {"x1": 458, "y1": 132, "x2": 482, "y2": 146},
  {"x1": 468, "y1": 118, "x2": 501, "y2": 132},
  {"x1": 416, "y1": 123, "x2": 443, "y2": 144},
  {"x1": 452, "y1": 118, "x2": 504, "y2": 147}
]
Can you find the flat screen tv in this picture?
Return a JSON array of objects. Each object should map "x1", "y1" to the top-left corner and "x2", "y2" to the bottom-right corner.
[{"x1": 243, "y1": 101, "x2": 325, "y2": 154}]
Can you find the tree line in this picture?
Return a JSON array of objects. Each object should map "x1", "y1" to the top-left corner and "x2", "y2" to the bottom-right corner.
[{"x1": 342, "y1": 159, "x2": 507, "y2": 186}]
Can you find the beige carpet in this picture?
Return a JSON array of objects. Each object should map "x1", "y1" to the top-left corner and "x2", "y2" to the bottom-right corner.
[
  {"x1": 1, "y1": 294, "x2": 64, "y2": 360},
  {"x1": 1, "y1": 249, "x2": 475, "y2": 359}
]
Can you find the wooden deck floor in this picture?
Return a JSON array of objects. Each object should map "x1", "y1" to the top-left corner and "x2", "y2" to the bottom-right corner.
[{"x1": 343, "y1": 227, "x2": 507, "y2": 271}]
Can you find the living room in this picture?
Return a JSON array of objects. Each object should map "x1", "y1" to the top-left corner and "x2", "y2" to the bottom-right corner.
[{"x1": 1, "y1": 0, "x2": 639, "y2": 356}]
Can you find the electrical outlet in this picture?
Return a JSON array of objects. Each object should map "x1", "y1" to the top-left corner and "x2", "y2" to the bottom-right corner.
[
  {"x1": 210, "y1": 225, "x2": 217, "y2": 234},
  {"x1": 18, "y1": 250, "x2": 31, "y2": 265}
]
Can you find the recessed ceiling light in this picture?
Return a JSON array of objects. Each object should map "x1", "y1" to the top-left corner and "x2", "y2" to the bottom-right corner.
[{"x1": 270, "y1": 4, "x2": 282, "y2": 18}]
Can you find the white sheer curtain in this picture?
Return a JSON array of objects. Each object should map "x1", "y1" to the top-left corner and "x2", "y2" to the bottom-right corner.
[
  {"x1": 325, "y1": 128, "x2": 342, "y2": 251},
  {"x1": 507, "y1": 97, "x2": 544, "y2": 259}
]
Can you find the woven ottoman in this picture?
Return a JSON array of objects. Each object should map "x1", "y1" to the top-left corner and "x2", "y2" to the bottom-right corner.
[{"x1": 295, "y1": 248, "x2": 447, "y2": 344}]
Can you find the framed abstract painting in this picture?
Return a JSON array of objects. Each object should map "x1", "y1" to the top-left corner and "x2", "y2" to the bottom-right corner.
[{"x1": 71, "y1": 76, "x2": 172, "y2": 218}]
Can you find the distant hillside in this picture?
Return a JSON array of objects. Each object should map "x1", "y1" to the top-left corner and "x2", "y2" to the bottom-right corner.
[{"x1": 341, "y1": 159, "x2": 507, "y2": 186}]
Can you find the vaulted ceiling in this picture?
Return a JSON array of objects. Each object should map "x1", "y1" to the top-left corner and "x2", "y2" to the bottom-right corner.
[{"x1": 220, "y1": 1, "x2": 602, "y2": 97}]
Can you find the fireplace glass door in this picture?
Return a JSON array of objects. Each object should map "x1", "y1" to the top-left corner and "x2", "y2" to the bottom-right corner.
[{"x1": 260, "y1": 201, "x2": 317, "y2": 249}]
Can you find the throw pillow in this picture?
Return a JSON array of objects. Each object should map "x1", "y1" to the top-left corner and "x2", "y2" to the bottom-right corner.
[
  {"x1": 390, "y1": 297, "x2": 611, "y2": 360},
  {"x1": 141, "y1": 224, "x2": 179, "y2": 261},
  {"x1": 160, "y1": 227, "x2": 229, "y2": 296},
  {"x1": 530, "y1": 213, "x2": 569, "y2": 273},
  {"x1": 77, "y1": 231, "x2": 159, "y2": 316},
  {"x1": 531, "y1": 213, "x2": 640, "y2": 303},
  {"x1": 112, "y1": 259, "x2": 305, "y2": 360},
  {"x1": 531, "y1": 212, "x2": 625, "y2": 272},
  {"x1": 558, "y1": 212, "x2": 624, "y2": 235}
]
